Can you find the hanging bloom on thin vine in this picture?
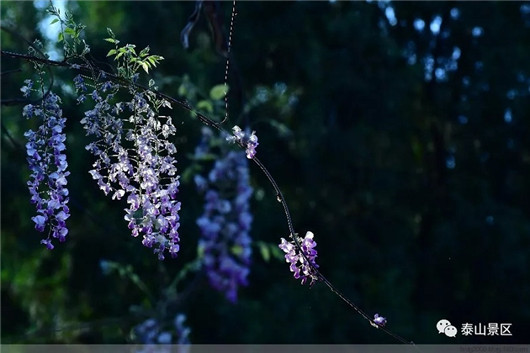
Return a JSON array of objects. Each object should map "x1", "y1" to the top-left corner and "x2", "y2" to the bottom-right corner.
[
  {"x1": 279, "y1": 231, "x2": 319, "y2": 286},
  {"x1": 373, "y1": 313, "x2": 387, "y2": 327},
  {"x1": 23, "y1": 89, "x2": 71, "y2": 250},
  {"x1": 195, "y1": 127, "x2": 253, "y2": 303},
  {"x1": 226, "y1": 125, "x2": 259, "y2": 159}
]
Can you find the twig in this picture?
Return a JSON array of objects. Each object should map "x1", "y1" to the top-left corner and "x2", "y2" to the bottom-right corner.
[
  {"x1": 1, "y1": 25, "x2": 55, "y2": 105},
  {"x1": 1, "y1": 48, "x2": 416, "y2": 346}
]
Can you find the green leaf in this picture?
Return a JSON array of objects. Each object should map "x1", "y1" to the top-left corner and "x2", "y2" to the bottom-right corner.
[
  {"x1": 139, "y1": 46, "x2": 150, "y2": 57},
  {"x1": 106, "y1": 27, "x2": 115, "y2": 37},
  {"x1": 106, "y1": 49, "x2": 117, "y2": 57},
  {"x1": 127, "y1": 45, "x2": 137, "y2": 55},
  {"x1": 231, "y1": 245, "x2": 244, "y2": 256},
  {"x1": 58, "y1": 32, "x2": 64, "y2": 42},
  {"x1": 180, "y1": 165, "x2": 197, "y2": 184},
  {"x1": 147, "y1": 56, "x2": 158, "y2": 66},
  {"x1": 270, "y1": 244, "x2": 285, "y2": 261},
  {"x1": 140, "y1": 62, "x2": 149, "y2": 73},
  {"x1": 178, "y1": 84, "x2": 187, "y2": 96},
  {"x1": 209, "y1": 84, "x2": 227, "y2": 101},
  {"x1": 197, "y1": 243, "x2": 205, "y2": 258},
  {"x1": 64, "y1": 27, "x2": 76, "y2": 37},
  {"x1": 104, "y1": 38, "x2": 116, "y2": 44},
  {"x1": 197, "y1": 100, "x2": 213, "y2": 113},
  {"x1": 259, "y1": 243, "x2": 271, "y2": 262},
  {"x1": 49, "y1": 18, "x2": 59, "y2": 25}
]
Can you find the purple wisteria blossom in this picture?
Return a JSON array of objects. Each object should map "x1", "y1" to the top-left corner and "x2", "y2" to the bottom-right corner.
[
  {"x1": 23, "y1": 89, "x2": 70, "y2": 249},
  {"x1": 373, "y1": 313, "x2": 387, "y2": 327},
  {"x1": 195, "y1": 127, "x2": 253, "y2": 303},
  {"x1": 78, "y1": 77, "x2": 180, "y2": 260},
  {"x1": 226, "y1": 125, "x2": 259, "y2": 159},
  {"x1": 20, "y1": 79, "x2": 33, "y2": 98},
  {"x1": 279, "y1": 231, "x2": 320, "y2": 286},
  {"x1": 73, "y1": 74, "x2": 87, "y2": 104}
]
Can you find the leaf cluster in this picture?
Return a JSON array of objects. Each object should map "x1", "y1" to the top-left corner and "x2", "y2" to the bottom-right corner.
[
  {"x1": 105, "y1": 28, "x2": 164, "y2": 79},
  {"x1": 47, "y1": 3, "x2": 89, "y2": 59}
]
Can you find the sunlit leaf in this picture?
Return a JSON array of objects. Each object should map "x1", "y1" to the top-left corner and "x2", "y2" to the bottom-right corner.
[
  {"x1": 141, "y1": 62, "x2": 149, "y2": 73},
  {"x1": 139, "y1": 46, "x2": 150, "y2": 58},
  {"x1": 197, "y1": 100, "x2": 213, "y2": 113},
  {"x1": 64, "y1": 27, "x2": 76, "y2": 37},
  {"x1": 259, "y1": 243, "x2": 271, "y2": 262},
  {"x1": 209, "y1": 84, "x2": 227, "y2": 101}
]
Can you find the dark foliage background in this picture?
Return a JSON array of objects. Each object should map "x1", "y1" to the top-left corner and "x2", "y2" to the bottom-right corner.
[{"x1": 1, "y1": 0, "x2": 529, "y2": 344}]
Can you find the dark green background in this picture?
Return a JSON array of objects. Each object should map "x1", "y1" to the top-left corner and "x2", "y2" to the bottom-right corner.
[{"x1": 1, "y1": 0, "x2": 529, "y2": 344}]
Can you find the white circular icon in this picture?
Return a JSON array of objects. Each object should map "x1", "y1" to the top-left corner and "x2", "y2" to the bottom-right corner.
[
  {"x1": 436, "y1": 319, "x2": 451, "y2": 334},
  {"x1": 444, "y1": 325, "x2": 457, "y2": 337}
]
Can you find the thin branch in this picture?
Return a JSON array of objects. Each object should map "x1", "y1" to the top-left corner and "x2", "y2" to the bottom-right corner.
[
  {"x1": 1, "y1": 121, "x2": 25, "y2": 151},
  {"x1": 1, "y1": 68, "x2": 22, "y2": 76},
  {"x1": 1, "y1": 49, "x2": 415, "y2": 345},
  {"x1": 251, "y1": 154, "x2": 414, "y2": 345},
  {"x1": 1, "y1": 50, "x2": 67, "y2": 67},
  {"x1": 1, "y1": 25, "x2": 55, "y2": 104}
]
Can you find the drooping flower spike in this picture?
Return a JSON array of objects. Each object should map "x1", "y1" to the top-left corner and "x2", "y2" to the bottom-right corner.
[
  {"x1": 279, "y1": 231, "x2": 320, "y2": 286},
  {"x1": 195, "y1": 127, "x2": 253, "y2": 303},
  {"x1": 79, "y1": 77, "x2": 181, "y2": 260},
  {"x1": 23, "y1": 90, "x2": 71, "y2": 250}
]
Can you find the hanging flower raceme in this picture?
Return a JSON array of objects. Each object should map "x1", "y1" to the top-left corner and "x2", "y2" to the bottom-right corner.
[
  {"x1": 77, "y1": 76, "x2": 180, "y2": 260},
  {"x1": 195, "y1": 127, "x2": 253, "y2": 303},
  {"x1": 226, "y1": 125, "x2": 259, "y2": 159},
  {"x1": 23, "y1": 89, "x2": 71, "y2": 250},
  {"x1": 279, "y1": 231, "x2": 320, "y2": 286}
]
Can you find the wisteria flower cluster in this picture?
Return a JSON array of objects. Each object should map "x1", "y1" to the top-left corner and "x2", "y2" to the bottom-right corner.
[
  {"x1": 226, "y1": 125, "x2": 259, "y2": 159},
  {"x1": 373, "y1": 313, "x2": 387, "y2": 327},
  {"x1": 279, "y1": 231, "x2": 320, "y2": 286},
  {"x1": 133, "y1": 314, "x2": 191, "y2": 344},
  {"x1": 195, "y1": 127, "x2": 253, "y2": 302},
  {"x1": 23, "y1": 87, "x2": 71, "y2": 250},
  {"x1": 76, "y1": 75, "x2": 181, "y2": 260}
]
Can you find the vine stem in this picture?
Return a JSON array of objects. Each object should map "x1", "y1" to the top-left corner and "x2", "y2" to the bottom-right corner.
[
  {"x1": 251, "y1": 156, "x2": 414, "y2": 346},
  {"x1": 1, "y1": 49, "x2": 415, "y2": 346},
  {"x1": 1, "y1": 25, "x2": 55, "y2": 106},
  {"x1": 221, "y1": 0, "x2": 237, "y2": 125}
]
